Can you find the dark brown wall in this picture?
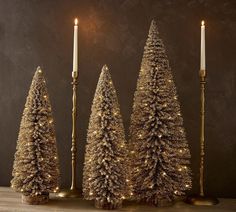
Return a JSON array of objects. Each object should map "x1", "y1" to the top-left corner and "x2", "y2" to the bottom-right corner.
[{"x1": 0, "y1": 0, "x2": 235, "y2": 198}]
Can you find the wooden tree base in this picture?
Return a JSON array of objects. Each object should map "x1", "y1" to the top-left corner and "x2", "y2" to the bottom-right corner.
[
  {"x1": 22, "y1": 193, "x2": 49, "y2": 205},
  {"x1": 147, "y1": 198, "x2": 174, "y2": 207},
  {"x1": 95, "y1": 199, "x2": 122, "y2": 210}
]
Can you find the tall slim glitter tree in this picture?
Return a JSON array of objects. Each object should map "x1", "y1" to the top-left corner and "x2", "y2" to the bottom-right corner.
[
  {"x1": 129, "y1": 20, "x2": 192, "y2": 206},
  {"x1": 11, "y1": 67, "x2": 60, "y2": 205},
  {"x1": 83, "y1": 65, "x2": 128, "y2": 210}
]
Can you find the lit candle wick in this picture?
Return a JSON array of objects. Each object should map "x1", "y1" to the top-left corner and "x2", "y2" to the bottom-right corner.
[{"x1": 74, "y1": 18, "x2": 78, "y2": 25}]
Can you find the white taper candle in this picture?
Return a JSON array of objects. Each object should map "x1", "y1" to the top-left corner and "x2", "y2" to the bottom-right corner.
[
  {"x1": 200, "y1": 20, "x2": 205, "y2": 70},
  {"x1": 73, "y1": 18, "x2": 78, "y2": 74}
]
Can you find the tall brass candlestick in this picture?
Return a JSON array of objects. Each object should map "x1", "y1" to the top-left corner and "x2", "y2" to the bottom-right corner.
[
  {"x1": 186, "y1": 70, "x2": 218, "y2": 205},
  {"x1": 57, "y1": 71, "x2": 80, "y2": 198},
  {"x1": 199, "y1": 69, "x2": 206, "y2": 197}
]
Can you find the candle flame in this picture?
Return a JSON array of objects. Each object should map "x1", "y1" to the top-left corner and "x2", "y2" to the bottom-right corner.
[
  {"x1": 201, "y1": 20, "x2": 205, "y2": 26},
  {"x1": 74, "y1": 18, "x2": 78, "y2": 25}
]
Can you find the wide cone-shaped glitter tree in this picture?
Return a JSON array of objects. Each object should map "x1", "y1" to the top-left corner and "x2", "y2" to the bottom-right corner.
[
  {"x1": 11, "y1": 67, "x2": 60, "y2": 205},
  {"x1": 129, "y1": 20, "x2": 192, "y2": 206},
  {"x1": 83, "y1": 65, "x2": 128, "y2": 210}
]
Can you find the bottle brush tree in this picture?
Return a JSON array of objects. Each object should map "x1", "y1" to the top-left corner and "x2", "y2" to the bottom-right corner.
[
  {"x1": 129, "y1": 20, "x2": 192, "y2": 206},
  {"x1": 83, "y1": 65, "x2": 128, "y2": 210},
  {"x1": 11, "y1": 67, "x2": 60, "y2": 205}
]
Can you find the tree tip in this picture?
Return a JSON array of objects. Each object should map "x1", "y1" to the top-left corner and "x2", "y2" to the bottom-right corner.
[
  {"x1": 102, "y1": 64, "x2": 109, "y2": 71},
  {"x1": 151, "y1": 19, "x2": 157, "y2": 24},
  {"x1": 36, "y1": 66, "x2": 43, "y2": 74},
  {"x1": 101, "y1": 64, "x2": 110, "y2": 75},
  {"x1": 99, "y1": 64, "x2": 113, "y2": 85},
  {"x1": 147, "y1": 19, "x2": 159, "y2": 37},
  {"x1": 150, "y1": 19, "x2": 158, "y2": 29}
]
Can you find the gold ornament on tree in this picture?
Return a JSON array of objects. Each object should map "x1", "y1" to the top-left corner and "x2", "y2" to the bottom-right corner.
[
  {"x1": 11, "y1": 67, "x2": 60, "y2": 205},
  {"x1": 83, "y1": 65, "x2": 128, "y2": 209}
]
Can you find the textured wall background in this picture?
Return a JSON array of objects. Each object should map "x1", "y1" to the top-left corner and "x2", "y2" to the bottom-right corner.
[{"x1": 0, "y1": 0, "x2": 235, "y2": 198}]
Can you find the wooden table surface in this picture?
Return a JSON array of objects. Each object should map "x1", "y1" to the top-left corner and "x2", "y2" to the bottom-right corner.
[{"x1": 0, "y1": 187, "x2": 236, "y2": 212}]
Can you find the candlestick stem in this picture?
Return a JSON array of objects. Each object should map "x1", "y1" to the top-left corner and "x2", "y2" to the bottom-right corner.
[
  {"x1": 71, "y1": 72, "x2": 78, "y2": 190},
  {"x1": 199, "y1": 69, "x2": 206, "y2": 197},
  {"x1": 186, "y1": 70, "x2": 218, "y2": 205},
  {"x1": 57, "y1": 71, "x2": 80, "y2": 198}
]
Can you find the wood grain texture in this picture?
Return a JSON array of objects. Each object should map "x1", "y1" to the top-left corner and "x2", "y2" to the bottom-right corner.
[{"x1": 0, "y1": 187, "x2": 236, "y2": 212}]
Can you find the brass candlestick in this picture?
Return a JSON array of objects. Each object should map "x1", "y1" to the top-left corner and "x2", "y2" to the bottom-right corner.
[
  {"x1": 186, "y1": 70, "x2": 219, "y2": 205},
  {"x1": 57, "y1": 71, "x2": 80, "y2": 198}
]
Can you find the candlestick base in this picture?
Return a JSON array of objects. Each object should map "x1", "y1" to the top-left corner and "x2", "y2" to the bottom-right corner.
[
  {"x1": 57, "y1": 188, "x2": 80, "y2": 198},
  {"x1": 185, "y1": 195, "x2": 219, "y2": 206}
]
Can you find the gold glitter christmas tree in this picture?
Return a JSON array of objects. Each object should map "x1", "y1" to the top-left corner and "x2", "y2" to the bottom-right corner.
[
  {"x1": 129, "y1": 20, "x2": 192, "y2": 206},
  {"x1": 11, "y1": 67, "x2": 60, "y2": 205},
  {"x1": 83, "y1": 65, "x2": 128, "y2": 210}
]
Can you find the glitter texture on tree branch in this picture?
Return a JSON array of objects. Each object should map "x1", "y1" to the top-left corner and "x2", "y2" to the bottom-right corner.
[
  {"x1": 11, "y1": 67, "x2": 60, "y2": 205},
  {"x1": 129, "y1": 20, "x2": 192, "y2": 206},
  {"x1": 83, "y1": 65, "x2": 128, "y2": 210}
]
